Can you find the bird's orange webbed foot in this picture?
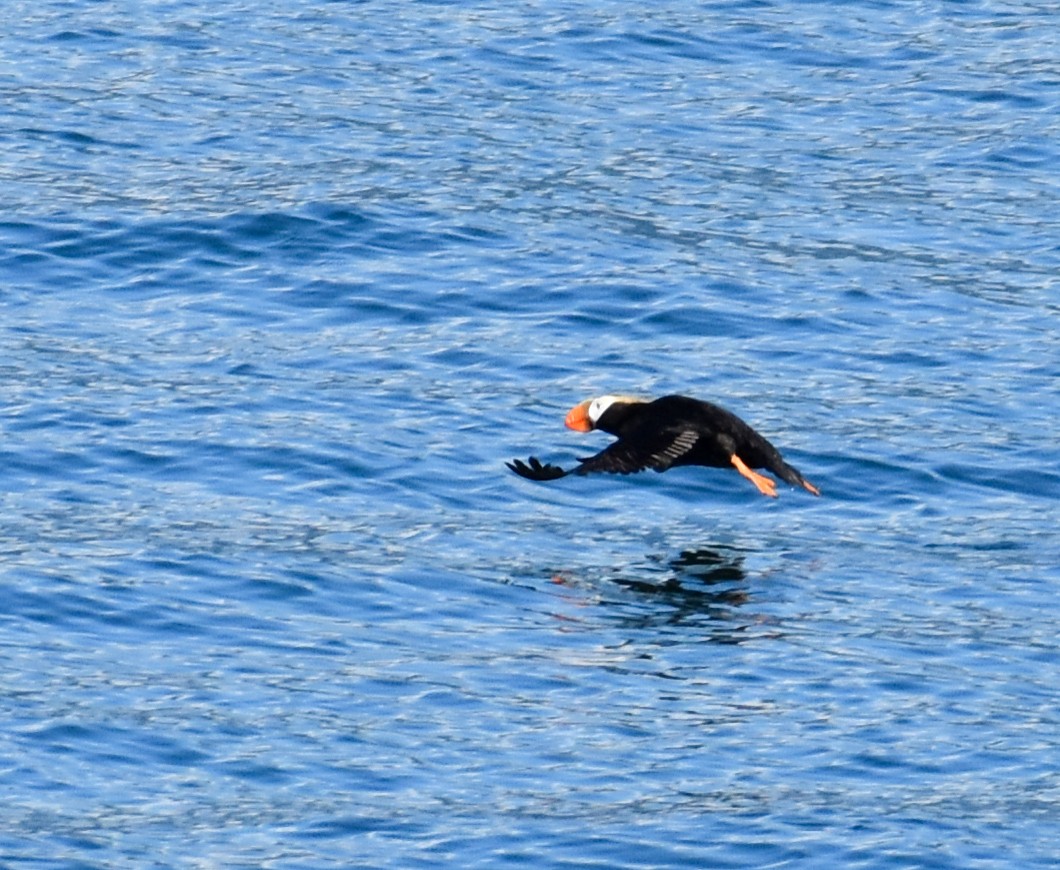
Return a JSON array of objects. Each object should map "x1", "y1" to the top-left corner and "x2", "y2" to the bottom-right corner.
[{"x1": 730, "y1": 454, "x2": 778, "y2": 498}]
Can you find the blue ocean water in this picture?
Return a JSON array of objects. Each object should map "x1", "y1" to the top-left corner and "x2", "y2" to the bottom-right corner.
[{"x1": 2, "y1": 1, "x2": 1059, "y2": 866}]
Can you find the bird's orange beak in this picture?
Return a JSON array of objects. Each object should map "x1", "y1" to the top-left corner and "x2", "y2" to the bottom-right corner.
[{"x1": 564, "y1": 400, "x2": 593, "y2": 432}]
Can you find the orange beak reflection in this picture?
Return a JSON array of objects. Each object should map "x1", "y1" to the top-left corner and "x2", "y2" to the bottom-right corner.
[{"x1": 564, "y1": 400, "x2": 593, "y2": 432}]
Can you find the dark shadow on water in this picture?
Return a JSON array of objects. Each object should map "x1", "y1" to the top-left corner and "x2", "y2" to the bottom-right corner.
[{"x1": 551, "y1": 545, "x2": 779, "y2": 644}]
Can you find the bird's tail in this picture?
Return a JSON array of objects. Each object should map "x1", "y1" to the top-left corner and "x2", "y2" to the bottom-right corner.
[{"x1": 772, "y1": 460, "x2": 821, "y2": 496}]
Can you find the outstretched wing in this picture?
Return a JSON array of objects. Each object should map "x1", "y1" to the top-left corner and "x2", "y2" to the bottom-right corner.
[
  {"x1": 508, "y1": 429, "x2": 700, "y2": 482},
  {"x1": 575, "y1": 428, "x2": 700, "y2": 476},
  {"x1": 506, "y1": 456, "x2": 569, "y2": 481}
]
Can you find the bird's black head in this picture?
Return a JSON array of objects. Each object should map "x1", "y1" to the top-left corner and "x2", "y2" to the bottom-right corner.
[{"x1": 565, "y1": 395, "x2": 647, "y2": 436}]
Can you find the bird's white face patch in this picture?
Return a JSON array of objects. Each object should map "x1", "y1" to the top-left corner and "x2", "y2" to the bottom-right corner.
[
  {"x1": 587, "y1": 394, "x2": 643, "y2": 426},
  {"x1": 586, "y1": 396, "x2": 617, "y2": 426}
]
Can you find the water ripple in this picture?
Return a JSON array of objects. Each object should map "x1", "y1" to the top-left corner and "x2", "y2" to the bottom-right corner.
[{"x1": 2, "y1": 1, "x2": 1059, "y2": 868}]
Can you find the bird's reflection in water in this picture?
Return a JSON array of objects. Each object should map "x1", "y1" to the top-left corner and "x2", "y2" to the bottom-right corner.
[{"x1": 552, "y1": 546, "x2": 780, "y2": 644}]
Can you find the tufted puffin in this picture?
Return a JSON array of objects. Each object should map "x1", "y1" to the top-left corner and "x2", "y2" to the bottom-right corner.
[{"x1": 507, "y1": 394, "x2": 820, "y2": 498}]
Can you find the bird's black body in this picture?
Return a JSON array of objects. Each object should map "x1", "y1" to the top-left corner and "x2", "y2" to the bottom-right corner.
[
  {"x1": 507, "y1": 394, "x2": 819, "y2": 498},
  {"x1": 588, "y1": 394, "x2": 801, "y2": 478}
]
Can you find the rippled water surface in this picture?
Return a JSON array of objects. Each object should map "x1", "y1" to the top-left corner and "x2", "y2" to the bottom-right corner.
[{"x1": 2, "y1": 1, "x2": 1059, "y2": 867}]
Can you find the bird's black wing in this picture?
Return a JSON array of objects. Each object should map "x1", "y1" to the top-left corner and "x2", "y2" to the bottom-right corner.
[
  {"x1": 506, "y1": 456, "x2": 570, "y2": 481},
  {"x1": 574, "y1": 428, "x2": 700, "y2": 476},
  {"x1": 508, "y1": 427, "x2": 700, "y2": 482}
]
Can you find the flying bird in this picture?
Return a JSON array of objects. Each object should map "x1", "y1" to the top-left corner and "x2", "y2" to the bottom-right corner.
[{"x1": 507, "y1": 394, "x2": 820, "y2": 498}]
